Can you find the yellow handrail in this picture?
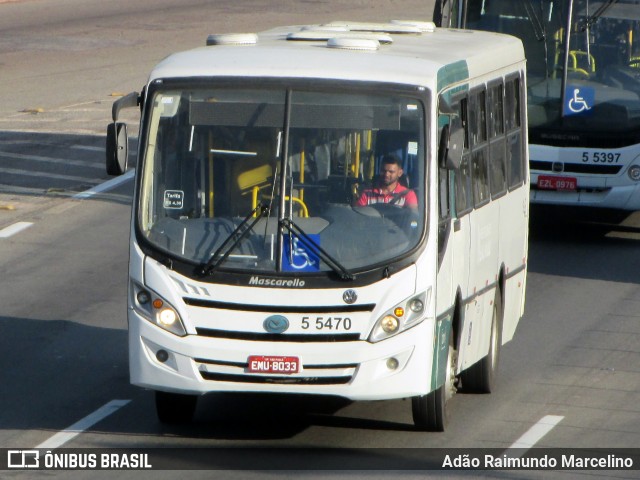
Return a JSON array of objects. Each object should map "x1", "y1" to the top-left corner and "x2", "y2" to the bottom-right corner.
[{"x1": 250, "y1": 186, "x2": 309, "y2": 217}]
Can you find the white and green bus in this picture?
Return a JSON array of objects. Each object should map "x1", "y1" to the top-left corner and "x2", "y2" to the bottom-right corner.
[{"x1": 107, "y1": 20, "x2": 529, "y2": 431}]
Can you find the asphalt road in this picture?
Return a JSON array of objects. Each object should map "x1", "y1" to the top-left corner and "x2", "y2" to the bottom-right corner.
[{"x1": 0, "y1": 1, "x2": 639, "y2": 479}]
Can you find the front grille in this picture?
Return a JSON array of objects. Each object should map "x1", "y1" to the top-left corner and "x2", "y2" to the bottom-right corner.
[
  {"x1": 195, "y1": 357, "x2": 357, "y2": 385},
  {"x1": 195, "y1": 358, "x2": 358, "y2": 370},
  {"x1": 184, "y1": 297, "x2": 375, "y2": 313},
  {"x1": 530, "y1": 161, "x2": 622, "y2": 175},
  {"x1": 199, "y1": 371, "x2": 352, "y2": 385},
  {"x1": 195, "y1": 327, "x2": 360, "y2": 342}
]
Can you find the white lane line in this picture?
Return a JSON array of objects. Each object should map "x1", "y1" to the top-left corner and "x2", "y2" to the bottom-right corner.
[
  {"x1": 71, "y1": 145, "x2": 104, "y2": 152},
  {"x1": 506, "y1": 415, "x2": 565, "y2": 457},
  {"x1": 35, "y1": 399, "x2": 131, "y2": 449},
  {"x1": 73, "y1": 169, "x2": 135, "y2": 199},
  {"x1": 0, "y1": 222, "x2": 33, "y2": 238}
]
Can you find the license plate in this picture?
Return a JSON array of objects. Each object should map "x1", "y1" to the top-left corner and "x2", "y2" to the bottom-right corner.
[
  {"x1": 537, "y1": 175, "x2": 577, "y2": 191},
  {"x1": 247, "y1": 355, "x2": 300, "y2": 374}
]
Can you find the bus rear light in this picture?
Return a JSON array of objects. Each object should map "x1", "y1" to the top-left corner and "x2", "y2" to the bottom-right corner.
[{"x1": 628, "y1": 165, "x2": 640, "y2": 181}]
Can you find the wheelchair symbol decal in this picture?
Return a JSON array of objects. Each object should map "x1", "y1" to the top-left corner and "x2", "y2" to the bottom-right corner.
[
  {"x1": 564, "y1": 86, "x2": 594, "y2": 116},
  {"x1": 283, "y1": 235, "x2": 320, "y2": 272}
]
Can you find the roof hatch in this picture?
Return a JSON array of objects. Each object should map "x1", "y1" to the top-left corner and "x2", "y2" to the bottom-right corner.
[{"x1": 206, "y1": 33, "x2": 258, "y2": 46}]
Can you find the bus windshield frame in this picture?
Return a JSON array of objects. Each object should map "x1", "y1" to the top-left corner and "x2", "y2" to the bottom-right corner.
[{"x1": 135, "y1": 79, "x2": 428, "y2": 279}]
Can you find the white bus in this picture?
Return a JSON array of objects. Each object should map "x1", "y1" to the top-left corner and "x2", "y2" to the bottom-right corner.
[
  {"x1": 435, "y1": 0, "x2": 640, "y2": 210},
  {"x1": 106, "y1": 20, "x2": 529, "y2": 431}
]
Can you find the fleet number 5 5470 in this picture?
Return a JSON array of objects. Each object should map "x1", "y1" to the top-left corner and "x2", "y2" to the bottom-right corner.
[{"x1": 301, "y1": 316, "x2": 352, "y2": 331}]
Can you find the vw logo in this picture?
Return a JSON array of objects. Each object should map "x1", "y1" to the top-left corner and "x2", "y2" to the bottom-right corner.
[
  {"x1": 263, "y1": 315, "x2": 289, "y2": 334},
  {"x1": 343, "y1": 289, "x2": 358, "y2": 304}
]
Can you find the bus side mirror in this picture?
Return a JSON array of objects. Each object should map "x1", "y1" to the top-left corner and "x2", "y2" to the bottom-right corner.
[
  {"x1": 438, "y1": 124, "x2": 464, "y2": 171},
  {"x1": 446, "y1": 126, "x2": 464, "y2": 170},
  {"x1": 106, "y1": 122, "x2": 128, "y2": 176},
  {"x1": 106, "y1": 90, "x2": 140, "y2": 176}
]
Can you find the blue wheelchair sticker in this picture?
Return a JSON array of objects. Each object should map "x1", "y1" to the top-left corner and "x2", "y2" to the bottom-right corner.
[
  {"x1": 564, "y1": 85, "x2": 595, "y2": 116},
  {"x1": 283, "y1": 234, "x2": 321, "y2": 272}
]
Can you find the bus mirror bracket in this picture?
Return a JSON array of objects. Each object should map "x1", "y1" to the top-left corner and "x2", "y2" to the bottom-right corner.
[{"x1": 112, "y1": 91, "x2": 140, "y2": 122}]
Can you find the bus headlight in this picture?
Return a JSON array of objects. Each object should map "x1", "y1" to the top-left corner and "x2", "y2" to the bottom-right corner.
[
  {"x1": 381, "y1": 315, "x2": 400, "y2": 333},
  {"x1": 628, "y1": 165, "x2": 640, "y2": 181},
  {"x1": 131, "y1": 282, "x2": 187, "y2": 337},
  {"x1": 159, "y1": 308, "x2": 178, "y2": 327},
  {"x1": 368, "y1": 289, "x2": 431, "y2": 343}
]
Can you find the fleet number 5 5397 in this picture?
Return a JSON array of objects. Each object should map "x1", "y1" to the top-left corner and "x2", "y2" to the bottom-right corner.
[{"x1": 582, "y1": 152, "x2": 620, "y2": 163}]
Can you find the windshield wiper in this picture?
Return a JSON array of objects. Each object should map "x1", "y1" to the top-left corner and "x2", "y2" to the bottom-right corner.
[
  {"x1": 522, "y1": 0, "x2": 546, "y2": 41},
  {"x1": 280, "y1": 218, "x2": 355, "y2": 281},
  {"x1": 199, "y1": 204, "x2": 269, "y2": 276}
]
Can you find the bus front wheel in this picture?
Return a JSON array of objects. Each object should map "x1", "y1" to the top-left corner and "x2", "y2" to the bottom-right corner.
[
  {"x1": 155, "y1": 390, "x2": 198, "y2": 424},
  {"x1": 411, "y1": 333, "x2": 457, "y2": 431}
]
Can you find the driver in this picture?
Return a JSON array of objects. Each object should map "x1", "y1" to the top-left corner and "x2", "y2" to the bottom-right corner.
[{"x1": 355, "y1": 154, "x2": 418, "y2": 209}]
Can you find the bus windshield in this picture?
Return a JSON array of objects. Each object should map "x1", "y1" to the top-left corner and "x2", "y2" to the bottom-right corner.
[
  {"x1": 138, "y1": 85, "x2": 426, "y2": 275},
  {"x1": 466, "y1": 0, "x2": 640, "y2": 146}
]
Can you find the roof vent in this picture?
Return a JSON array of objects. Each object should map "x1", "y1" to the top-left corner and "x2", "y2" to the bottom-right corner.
[
  {"x1": 301, "y1": 25, "x2": 349, "y2": 32},
  {"x1": 288, "y1": 31, "x2": 393, "y2": 45},
  {"x1": 206, "y1": 33, "x2": 258, "y2": 46},
  {"x1": 324, "y1": 21, "x2": 421, "y2": 34},
  {"x1": 391, "y1": 20, "x2": 436, "y2": 32},
  {"x1": 327, "y1": 37, "x2": 380, "y2": 51}
]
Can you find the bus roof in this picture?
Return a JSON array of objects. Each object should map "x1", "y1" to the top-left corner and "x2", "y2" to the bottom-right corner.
[{"x1": 149, "y1": 21, "x2": 525, "y2": 90}]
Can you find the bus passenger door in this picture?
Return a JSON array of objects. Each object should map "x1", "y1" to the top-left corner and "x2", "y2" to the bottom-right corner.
[
  {"x1": 450, "y1": 153, "x2": 472, "y2": 366},
  {"x1": 435, "y1": 103, "x2": 471, "y2": 367}
]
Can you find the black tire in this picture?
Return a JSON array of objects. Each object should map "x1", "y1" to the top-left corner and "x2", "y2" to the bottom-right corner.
[
  {"x1": 155, "y1": 391, "x2": 198, "y2": 424},
  {"x1": 412, "y1": 332, "x2": 456, "y2": 431},
  {"x1": 461, "y1": 287, "x2": 502, "y2": 393}
]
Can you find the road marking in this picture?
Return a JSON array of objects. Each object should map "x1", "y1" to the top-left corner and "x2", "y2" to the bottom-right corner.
[
  {"x1": 71, "y1": 145, "x2": 105, "y2": 152},
  {"x1": 0, "y1": 151, "x2": 104, "y2": 170},
  {"x1": 0, "y1": 221, "x2": 33, "y2": 238},
  {"x1": 506, "y1": 415, "x2": 565, "y2": 457},
  {"x1": 73, "y1": 169, "x2": 135, "y2": 199},
  {"x1": 35, "y1": 399, "x2": 131, "y2": 449},
  {"x1": 0, "y1": 166, "x2": 102, "y2": 183}
]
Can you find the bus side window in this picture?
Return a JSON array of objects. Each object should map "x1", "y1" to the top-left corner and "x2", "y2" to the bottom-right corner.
[
  {"x1": 437, "y1": 120, "x2": 450, "y2": 261},
  {"x1": 505, "y1": 77, "x2": 525, "y2": 189},
  {"x1": 470, "y1": 89, "x2": 490, "y2": 206},
  {"x1": 488, "y1": 82, "x2": 507, "y2": 197},
  {"x1": 438, "y1": 120, "x2": 450, "y2": 221},
  {"x1": 454, "y1": 98, "x2": 473, "y2": 216}
]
